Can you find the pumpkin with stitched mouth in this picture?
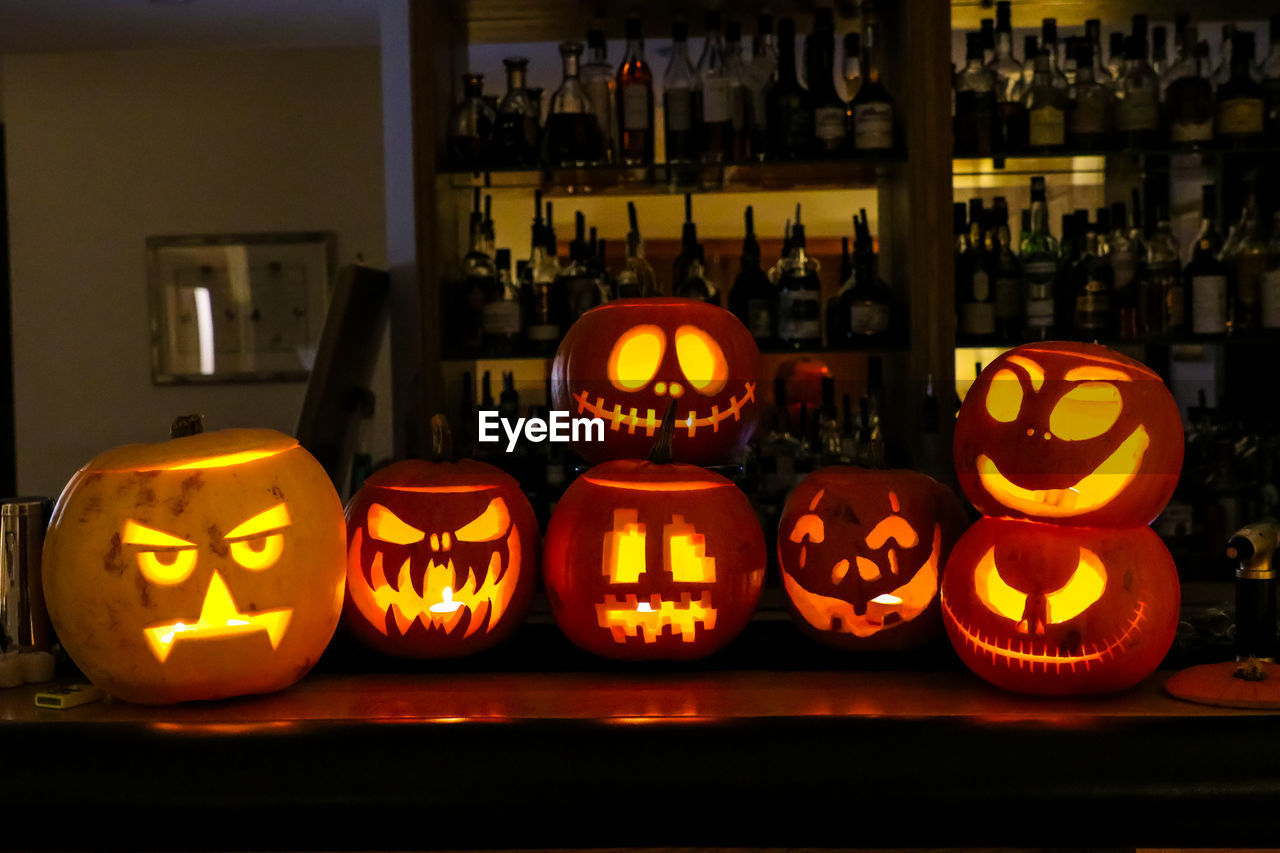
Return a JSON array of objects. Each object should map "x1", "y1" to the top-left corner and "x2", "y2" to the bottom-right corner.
[
  {"x1": 779, "y1": 467, "x2": 968, "y2": 652},
  {"x1": 343, "y1": 416, "x2": 538, "y2": 658},
  {"x1": 42, "y1": 416, "x2": 346, "y2": 704},
  {"x1": 551, "y1": 298, "x2": 759, "y2": 465},
  {"x1": 942, "y1": 518, "x2": 1180, "y2": 695},
  {"x1": 954, "y1": 341, "x2": 1183, "y2": 527},
  {"x1": 543, "y1": 405, "x2": 765, "y2": 660}
]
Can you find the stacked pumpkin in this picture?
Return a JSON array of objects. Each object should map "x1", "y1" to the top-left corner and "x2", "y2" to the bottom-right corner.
[
  {"x1": 942, "y1": 342, "x2": 1183, "y2": 694},
  {"x1": 546, "y1": 299, "x2": 767, "y2": 660}
]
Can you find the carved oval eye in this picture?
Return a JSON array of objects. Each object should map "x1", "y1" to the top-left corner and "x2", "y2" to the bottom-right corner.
[
  {"x1": 455, "y1": 498, "x2": 510, "y2": 542},
  {"x1": 675, "y1": 325, "x2": 728, "y2": 396},
  {"x1": 974, "y1": 547, "x2": 1026, "y2": 622},
  {"x1": 985, "y1": 369, "x2": 1023, "y2": 423},
  {"x1": 1049, "y1": 381, "x2": 1122, "y2": 441},
  {"x1": 1045, "y1": 547, "x2": 1107, "y2": 623},
  {"x1": 368, "y1": 503, "x2": 424, "y2": 545},
  {"x1": 607, "y1": 325, "x2": 666, "y2": 391},
  {"x1": 138, "y1": 549, "x2": 198, "y2": 585},
  {"x1": 230, "y1": 535, "x2": 284, "y2": 571}
]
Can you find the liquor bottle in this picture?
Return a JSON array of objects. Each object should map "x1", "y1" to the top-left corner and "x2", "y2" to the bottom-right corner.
[
  {"x1": 777, "y1": 204, "x2": 823, "y2": 349},
  {"x1": 839, "y1": 393, "x2": 858, "y2": 463},
  {"x1": 769, "y1": 219, "x2": 792, "y2": 284},
  {"x1": 833, "y1": 208, "x2": 893, "y2": 343},
  {"x1": 494, "y1": 58, "x2": 540, "y2": 167},
  {"x1": 955, "y1": 201, "x2": 993, "y2": 343},
  {"x1": 1041, "y1": 19, "x2": 1069, "y2": 90},
  {"x1": 744, "y1": 13, "x2": 779, "y2": 160},
  {"x1": 1144, "y1": 208, "x2": 1184, "y2": 336},
  {"x1": 446, "y1": 73, "x2": 495, "y2": 169},
  {"x1": 990, "y1": 1, "x2": 1025, "y2": 152},
  {"x1": 1261, "y1": 212, "x2": 1280, "y2": 331},
  {"x1": 1227, "y1": 193, "x2": 1268, "y2": 334},
  {"x1": 1108, "y1": 201, "x2": 1142, "y2": 340},
  {"x1": 729, "y1": 205, "x2": 776, "y2": 346},
  {"x1": 1213, "y1": 24, "x2": 1236, "y2": 88},
  {"x1": 664, "y1": 19, "x2": 697, "y2": 164},
  {"x1": 616, "y1": 15, "x2": 655, "y2": 167},
  {"x1": 1151, "y1": 26, "x2": 1169, "y2": 79},
  {"x1": 673, "y1": 195, "x2": 718, "y2": 304},
  {"x1": 991, "y1": 198, "x2": 1023, "y2": 341},
  {"x1": 694, "y1": 10, "x2": 733, "y2": 165},
  {"x1": 1167, "y1": 40, "x2": 1214, "y2": 147},
  {"x1": 582, "y1": 29, "x2": 616, "y2": 165},
  {"x1": 1264, "y1": 15, "x2": 1280, "y2": 140},
  {"x1": 817, "y1": 376, "x2": 843, "y2": 464},
  {"x1": 724, "y1": 19, "x2": 751, "y2": 162},
  {"x1": 482, "y1": 248, "x2": 522, "y2": 355},
  {"x1": 1022, "y1": 176, "x2": 1059, "y2": 339},
  {"x1": 955, "y1": 32, "x2": 1000, "y2": 156},
  {"x1": 459, "y1": 190, "x2": 495, "y2": 354},
  {"x1": 1186, "y1": 185, "x2": 1228, "y2": 338},
  {"x1": 980, "y1": 18, "x2": 995, "y2": 66},
  {"x1": 843, "y1": 32, "x2": 863, "y2": 101},
  {"x1": 553, "y1": 211, "x2": 606, "y2": 329},
  {"x1": 1217, "y1": 31, "x2": 1266, "y2": 144},
  {"x1": 1024, "y1": 53, "x2": 1067, "y2": 150},
  {"x1": 850, "y1": 3, "x2": 894, "y2": 151},
  {"x1": 1115, "y1": 35, "x2": 1160, "y2": 148},
  {"x1": 1067, "y1": 42, "x2": 1113, "y2": 149},
  {"x1": 1107, "y1": 32, "x2": 1126, "y2": 83},
  {"x1": 801, "y1": 8, "x2": 845, "y2": 157},
  {"x1": 542, "y1": 42, "x2": 606, "y2": 167},
  {"x1": 767, "y1": 18, "x2": 811, "y2": 160},
  {"x1": 614, "y1": 201, "x2": 658, "y2": 298},
  {"x1": 1074, "y1": 221, "x2": 1113, "y2": 340},
  {"x1": 523, "y1": 192, "x2": 561, "y2": 353},
  {"x1": 1083, "y1": 18, "x2": 1112, "y2": 87},
  {"x1": 860, "y1": 357, "x2": 887, "y2": 468},
  {"x1": 1013, "y1": 34, "x2": 1038, "y2": 105},
  {"x1": 1163, "y1": 13, "x2": 1195, "y2": 90}
]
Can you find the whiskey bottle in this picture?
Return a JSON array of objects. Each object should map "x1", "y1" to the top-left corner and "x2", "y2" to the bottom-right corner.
[
  {"x1": 1115, "y1": 33, "x2": 1160, "y2": 148},
  {"x1": 850, "y1": 3, "x2": 894, "y2": 151},
  {"x1": 990, "y1": 1, "x2": 1026, "y2": 152},
  {"x1": 744, "y1": 13, "x2": 779, "y2": 160},
  {"x1": 843, "y1": 32, "x2": 862, "y2": 101},
  {"x1": 664, "y1": 19, "x2": 697, "y2": 164},
  {"x1": 446, "y1": 73, "x2": 496, "y2": 169},
  {"x1": 956, "y1": 200, "x2": 996, "y2": 343},
  {"x1": 1167, "y1": 40, "x2": 1214, "y2": 147},
  {"x1": 808, "y1": 7, "x2": 849, "y2": 156},
  {"x1": 553, "y1": 211, "x2": 605, "y2": 329},
  {"x1": 1107, "y1": 32, "x2": 1126, "y2": 83},
  {"x1": 1083, "y1": 18, "x2": 1113, "y2": 87},
  {"x1": 1107, "y1": 201, "x2": 1142, "y2": 340},
  {"x1": 1073, "y1": 221, "x2": 1113, "y2": 340},
  {"x1": 729, "y1": 205, "x2": 776, "y2": 346},
  {"x1": 522, "y1": 192, "x2": 561, "y2": 353},
  {"x1": 1024, "y1": 52, "x2": 1067, "y2": 150},
  {"x1": 482, "y1": 248, "x2": 522, "y2": 355},
  {"x1": 616, "y1": 14, "x2": 655, "y2": 167},
  {"x1": 1041, "y1": 19, "x2": 1069, "y2": 90},
  {"x1": 494, "y1": 58, "x2": 539, "y2": 167},
  {"x1": 542, "y1": 42, "x2": 606, "y2": 167},
  {"x1": 955, "y1": 32, "x2": 1000, "y2": 156},
  {"x1": 1227, "y1": 194, "x2": 1268, "y2": 334},
  {"x1": 767, "y1": 17, "x2": 811, "y2": 160},
  {"x1": 1067, "y1": 42, "x2": 1113, "y2": 149},
  {"x1": 694, "y1": 10, "x2": 733, "y2": 165},
  {"x1": 777, "y1": 204, "x2": 823, "y2": 349},
  {"x1": 724, "y1": 19, "x2": 751, "y2": 162},
  {"x1": 834, "y1": 208, "x2": 893, "y2": 343},
  {"x1": 991, "y1": 198, "x2": 1024, "y2": 342},
  {"x1": 1217, "y1": 31, "x2": 1266, "y2": 144},
  {"x1": 673, "y1": 194, "x2": 718, "y2": 304},
  {"x1": 1186, "y1": 185, "x2": 1228, "y2": 338},
  {"x1": 459, "y1": 190, "x2": 495, "y2": 354},
  {"x1": 582, "y1": 29, "x2": 617, "y2": 164},
  {"x1": 614, "y1": 201, "x2": 658, "y2": 298},
  {"x1": 1022, "y1": 176, "x2": 1059, "y2": 339},
  {"x1": 1143, "y1": 208, "x2": 1184, "y2": 336}
]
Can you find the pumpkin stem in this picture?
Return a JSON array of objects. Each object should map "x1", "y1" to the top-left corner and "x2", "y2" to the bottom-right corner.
[
  {"x1": 430, "y1": 414, "x2": 453, "y2": 462},
  {"x1": 170, "y1": 414, "x2": 204, "y2": 438},
  {"x1": 1234, "y1": 658, "x2": 1270, "y2": 682},
  {"x1": 648, "y1": 401, "x2": 678, "y2": 464}
]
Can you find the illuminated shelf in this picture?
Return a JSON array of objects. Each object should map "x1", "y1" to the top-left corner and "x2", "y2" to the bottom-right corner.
[{"x1": 953, "y1": 144, "x2": 1280, "y2": 176}]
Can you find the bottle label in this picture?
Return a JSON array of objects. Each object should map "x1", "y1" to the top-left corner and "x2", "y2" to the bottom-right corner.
[
  {"x1": 622, "y1": 85, "x2": 649, "y2": 130},
  {"x1": 1109, "y1": 248, "x2": 1137, "y2": 292},
  {"x1": 666, "y1": 88, "x2": 693, "y2": 131},
  {"x1": 777, "y1": 290, "x2": 822, "y2": 341},
  {"x1": 960, "y1": 302, "x2": 997, "y2": 336},
  {"x1": 1023, "y1": 258, "x2": 1058, "y2": 283},
  {"x1": 1191, "y1": 274, "x2": 1227, "y2": 334},
  {"x1": 853, "y1": 103, "x2": 893, "y2": 149},
  {"x1": 1026, "y1": 297, "x2": 1054, "y2": 328},
  {"x1": 526, "y1": 322, "x2": 560, "y2": 341},
  {"x1": 1076, "y1": 279, "x2": 1110, "y2": 332},
  {"x1": 1159, "y1": 275, "x2": 1185, "y2": 333},
  {"x1": 995, "y1": 275, "x2": 1021, "y2": 319},
  {"x1": 701, "y1": 77, "x2": 731, "y2": 123},
  {"x1": 1028, "y1": 105, "x2": 1064, "y2": 146},
  {"x1": 1217, "y1": 98, "x2": 1264, "y2": 135},
  {"x1": 850, "y1": 303, "x2": 891, "y2": 335},
  {"x1": 1068, "y1": 99, "x2": 1108, "y2": 135},
  {"x1": 746, "y1": 298, "x2": 774, "y2": 339},
  {"x1": 814, "y1": 106, "x2": 847, "y2": 141},
  {"x1": 1115, "y1": 94, "x2": 1158, "y2": 131},
  {"x1": 1170, "y1": 117, "x2": 1214, "y2": 143},
  {"x1": 586, "y1": 78, "x2": 614, "y2": 140},
  {"x1": 1261, "y1": 269, "x2": 1280, "y2": 330},
  {"x1": 971, "y1": 269, "x2": 991, "y2": 301},
  {"x1": 482, "y1": 300, "x2": 521, "y2": 336}
]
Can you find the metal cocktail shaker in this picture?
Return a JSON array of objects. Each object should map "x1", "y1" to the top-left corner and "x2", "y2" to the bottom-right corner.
[{"x1": 0, "y1": 497, "x2": 52, "y2": 652}]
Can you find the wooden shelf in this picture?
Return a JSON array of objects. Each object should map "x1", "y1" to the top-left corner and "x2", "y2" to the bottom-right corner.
[
  {"x1": 953, "y1": 145, "x2": 1280, "y2": 176},
  {"x1": 952, "y1": 0, "x2": 1280, "y2": 28}
]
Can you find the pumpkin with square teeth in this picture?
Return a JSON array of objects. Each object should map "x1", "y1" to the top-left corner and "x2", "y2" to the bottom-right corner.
[
  {"x1": 42, "y1": 418, "x2": 346, "y2": 704},
  {"x1": 551, "y1": 298, "x2": 759, "y2": 465},
  {"x1": 778, "y1": 467, "x2": 968, "y2": 652},
  {"x1": 543, "y1": 405, "x2": 765, "y2": 660},
  {"x1": 342, "y1": 416, "x2": 538, "y2": 658}
]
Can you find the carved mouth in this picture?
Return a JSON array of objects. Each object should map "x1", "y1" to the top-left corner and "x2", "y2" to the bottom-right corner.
[
  {"x1": 782, "y1": 526, "x2": 941, "y2": 638},
  {"x1": 976, "y1": 426, "x2": 1150, "y2": 517},
  {"x1": 144, "y1": 572, "x2": 291, "y2": 662},
  {"x1": 943, "y1": 598, "x2": 1148, "y2": 670},
  {"x1": 596, "y1": 592, "x2": 717, "y2": 643},
  {"x1": 574, "y1": 382, "x2": 757, "y2": 438},
  {"x1": 346, "y1": 526, "x2": 520, "y2": 638}
]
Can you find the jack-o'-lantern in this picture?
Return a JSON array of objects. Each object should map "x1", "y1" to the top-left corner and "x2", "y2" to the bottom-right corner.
[
  {"x1": 954, "y1": 341, "x2": 1183, "y2": 527},
  {"x1": 551, "y1": 298, "x2": 759, "y2": 465},
  {"x1": 543, "y1": 406, "x2": 765, "y2": 660},
  {"x1": 941, "y1": 518, "x2": 1180, "y2": 695},
  {"x1": 778, "y1": 467, "x2": 968, "y2": 652},
  {"x1": 343, "y1": 416, "x2": 537, "y2": 658},
  {"x1": 42, "y1": 416, "x2": 346, "y2": 704}
]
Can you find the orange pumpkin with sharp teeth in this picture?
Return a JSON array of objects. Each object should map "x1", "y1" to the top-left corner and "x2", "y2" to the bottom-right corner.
[
  {"x1": 778, "y1": 467, "x2": 968, "y2": 651},
  {"x1": 42, "y1": 419, "x2": 346, "y2": 704},
  {"x1": 551, "y1": 298, "x2": 759, "y2": 465},
  {"x1": 342, "y1": 416, "x2": 538, "y2": 658}
]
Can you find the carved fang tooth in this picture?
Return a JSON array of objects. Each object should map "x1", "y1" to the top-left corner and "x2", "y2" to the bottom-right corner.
[{"x1": 403, "y1": 558, "x2": 421, "y2": 598}]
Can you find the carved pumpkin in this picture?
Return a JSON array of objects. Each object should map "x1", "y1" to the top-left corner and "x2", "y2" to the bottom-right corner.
[
  {"x1": 343, "y1": 417, "x2": 538, "y2": 658},
  {"x1": 551, "y1": 298, "x2": 759, "y2": 465},
  {"x1": 941, "y1": 518, "x2": 1180, "y2": 695},
  {"x1": 543, "y1": 407, "x2": 765, "y2": 660},
  {"x1": 778, "y1": 467, "x2": 968, "y2": 652},
  {"x1": 954, "y1": 341, "x2": 1183, "y2": 527},
  {"x1": 42, "y1": 418, "x2": 346, "y2": 704}
]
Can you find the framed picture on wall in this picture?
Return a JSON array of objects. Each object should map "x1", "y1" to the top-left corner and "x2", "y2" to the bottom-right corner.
[{"x1": 147, "y1": 232, "x2": 336, "y2": 384}]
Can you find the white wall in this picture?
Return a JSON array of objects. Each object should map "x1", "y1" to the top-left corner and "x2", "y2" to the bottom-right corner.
[{"x1": 3, "y1": 46, "x2": 390, "y2": 497}]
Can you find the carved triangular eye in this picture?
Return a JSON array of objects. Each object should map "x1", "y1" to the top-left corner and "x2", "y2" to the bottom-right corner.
[
  {"x1": 455, "y1": 498, "x2": 510, "y2": 542},
  {"x1": 368, "y1": 503, "x2": 424, "y2": 545}
]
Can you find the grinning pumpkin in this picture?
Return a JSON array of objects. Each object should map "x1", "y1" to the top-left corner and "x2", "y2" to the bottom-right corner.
[
  {"x1": 343, "y1": 416, "x2": 538, "y2": 658},
  {"x1": 42, "y1": 417, "x2": 346, "y2": 704},
  {"x1": 543, "y1": 406, "x2": 765, "y2": 660},
  {"x1": 551, "y1": 298, "x2": 759, "y2": 466},
  {"x1": 941, "y1": 517, "x2": 1180, "y2": 695},
  {"x1": 778, "y1": 467, "x2": 968, "y2": 652},
  {"x1": 954, "y1": 341, "x2": 1184, "y2": 527}
]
